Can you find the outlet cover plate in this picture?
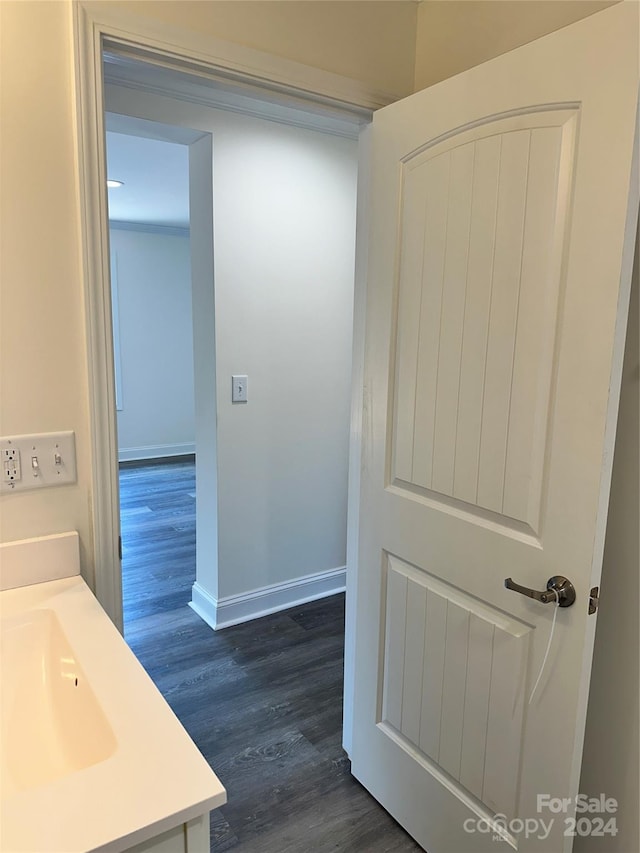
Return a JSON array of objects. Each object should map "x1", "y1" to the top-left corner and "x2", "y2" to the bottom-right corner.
[
  {"x1": 232, "y1": 375, "x2": 248, "y2": 403},
  {"x1": 0, "y1": 432, "x2": 77, "y2": 494}
]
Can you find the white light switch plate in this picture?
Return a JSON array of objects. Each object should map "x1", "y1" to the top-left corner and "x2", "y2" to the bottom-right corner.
[
  {"x1": 1, "y1": 431, "x2": 77, "y2": 493},
  {"x1": 232, "y1": 375, "x2": 248, "y2": 403}
]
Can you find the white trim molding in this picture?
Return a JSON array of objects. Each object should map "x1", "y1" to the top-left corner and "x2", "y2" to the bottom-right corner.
[
  {"x1": 110, "y1": 220, "x2": 190, "y2": 238},
  {"x1": 190, "y1": 567, "x2": 346, "y2": 631},
  {"x1": 73, "y1": 0, "x2": 123, "y2": 631},
  {"x1": 84, "y1": 1, "x2": 398, "y2": 113},
  {"x1": 118, "y1": 443, "x2": 196, "y2": 462},
  {"x1": 104, "y1": 58, "x2": 363, "y2": 141}
]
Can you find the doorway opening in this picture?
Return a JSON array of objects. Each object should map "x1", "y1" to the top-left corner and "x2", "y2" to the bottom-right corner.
[
  {"x1": 105, "y1": 121, "x2": 201, "y2": 633},
  {"x1": 95, "y1": 49, "x2": 420, "y2": 852},
  {"x1": 103, "y1": 53, "x2": 362, "y2": 641}
]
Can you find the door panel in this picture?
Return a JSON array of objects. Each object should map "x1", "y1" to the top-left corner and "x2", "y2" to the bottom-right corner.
[
  {"x1": 351, "y1": 5, "x2": 638, "y2": 852},
  {"x1": 380, "y1": 555, "x2": 531, "y2": 819},
  {"x1": 391, "y1": 109, "x2": 577, "y2": 536}
]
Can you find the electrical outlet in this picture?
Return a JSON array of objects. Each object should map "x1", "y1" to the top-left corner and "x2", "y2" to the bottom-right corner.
[{"x1": 3, "y1": 447, "x2": 22, "y2": 486}]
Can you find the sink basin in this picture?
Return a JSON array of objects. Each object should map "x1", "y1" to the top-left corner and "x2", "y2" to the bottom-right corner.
[
  {"x1": 1, "y1": 533, "x2": 225, "y2": 853},
  {"x1": 1, "y1": 608, "x2": 116, "y2": 795}
]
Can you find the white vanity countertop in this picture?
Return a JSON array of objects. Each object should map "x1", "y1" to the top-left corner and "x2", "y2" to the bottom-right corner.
[{"x1": 1, "y1": 570, "x2": 226, "y2": 853}]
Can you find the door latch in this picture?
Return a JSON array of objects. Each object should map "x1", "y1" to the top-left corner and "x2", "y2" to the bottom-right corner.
[{"x1": 588, "y1": 586, "x2": 599, "y2": 614}]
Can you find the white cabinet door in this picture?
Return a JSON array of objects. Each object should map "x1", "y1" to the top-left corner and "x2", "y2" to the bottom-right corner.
[{"x1": 351, "y1": 5, "x2": 638, "y2": 852}]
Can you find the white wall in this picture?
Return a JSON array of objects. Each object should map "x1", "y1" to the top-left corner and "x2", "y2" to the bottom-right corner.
[
  {"x1": 0, "y1": 1, "x2": 95, "y2": 585},
  {"x1": 189, "y1": 135, "x2": 220, "y2": 606},
  {"x1": 212, "y1": 115, "x2": 357, "y2": 600},
  {"x1": 106, "y1": 84, "x2": 359, "y2": 602},
  {"x1": 94, "y1": 0, "x2": 418, "y2": 99},
  {"x1": 413, "y1": 0, "x2": 616, "y2": 91},
  {"x1": 576, "y1": 231, "x2": 639, "y2": 853},
  {"x1": 0, "y1": 0, "x2": 406, "y2": 590},
  {"x1": 110, "y1": 226, "x2": 195, "y2": 461}
]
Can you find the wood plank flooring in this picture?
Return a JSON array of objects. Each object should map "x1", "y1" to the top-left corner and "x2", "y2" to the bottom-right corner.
[{"x1": 120, "y1": 458, "x2": 422, "y2": 852}]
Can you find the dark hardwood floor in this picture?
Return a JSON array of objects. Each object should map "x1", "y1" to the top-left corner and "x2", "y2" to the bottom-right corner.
[{"x1": 120, "y1": 458, "x2": 422, "y2": 852}]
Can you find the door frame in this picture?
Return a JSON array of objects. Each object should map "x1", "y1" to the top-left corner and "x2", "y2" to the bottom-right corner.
[{"x1": 72, "y1": 0, "x2": 384, "y2": 748}]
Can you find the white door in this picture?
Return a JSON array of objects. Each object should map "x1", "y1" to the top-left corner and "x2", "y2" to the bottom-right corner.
[{"x1": 350, "y1": 5, "x2": 638, "y2": 852}]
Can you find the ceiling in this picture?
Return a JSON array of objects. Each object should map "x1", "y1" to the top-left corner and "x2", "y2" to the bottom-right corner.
[{"x1": 106, "y1": 131, "x2": 190, "y2": 229}]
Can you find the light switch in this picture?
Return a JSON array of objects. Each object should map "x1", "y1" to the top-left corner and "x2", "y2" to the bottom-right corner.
[{"x1": 232, "y1": 375, "x2": 248, "y2": 403}]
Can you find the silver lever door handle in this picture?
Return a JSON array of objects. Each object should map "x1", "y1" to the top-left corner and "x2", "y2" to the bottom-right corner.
[{"x1": 504, "y1": 575, "x2": 576, "y2": 607}]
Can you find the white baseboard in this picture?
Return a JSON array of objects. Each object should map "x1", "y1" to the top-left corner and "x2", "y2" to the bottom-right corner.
[
  {"x1": 189, "y1": 582, "x2": 219, "y2": 630},
  {"x1": 118, "y1": 442, "x2": 195, "y2": 462},
  {"x1": 189, "y1": 566, "x2": 346, "y2": 631}
]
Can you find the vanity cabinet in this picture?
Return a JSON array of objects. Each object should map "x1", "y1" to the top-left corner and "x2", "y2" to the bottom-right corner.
[{"x1": 125, "y1": 814, "x2": 209, "y2": 853}]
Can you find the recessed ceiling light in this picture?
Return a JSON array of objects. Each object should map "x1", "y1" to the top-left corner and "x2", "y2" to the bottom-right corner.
[{"x1": 107, "y1": 179, "x2": 124, "y2": 188}]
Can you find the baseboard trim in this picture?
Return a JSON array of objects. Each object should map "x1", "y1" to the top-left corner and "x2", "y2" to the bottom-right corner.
[
  {"x1": 189, "y1": 566, "x2": 346, "y2": 631},
  {"x1": 189, "y1": 582, "x2": 219, "y2": 630},
  {"x1": 110, "y1": 220, "x2": 190, "y2": 238},
  {"x1": 118, "y1": 442, "x2": 195, "y2": 462}
]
